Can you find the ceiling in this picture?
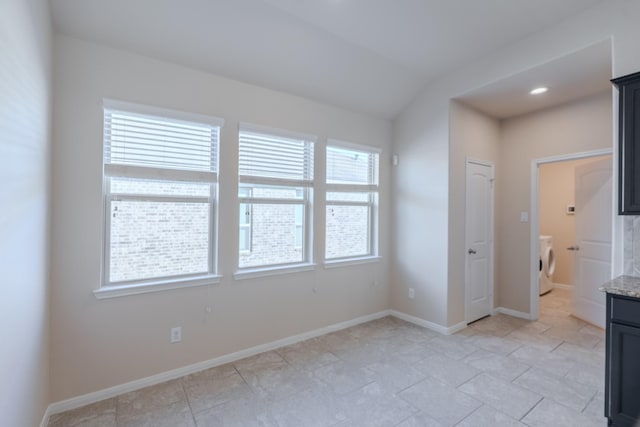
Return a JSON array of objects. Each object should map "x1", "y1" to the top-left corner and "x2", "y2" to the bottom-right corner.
[
  {"x1": 458, "y1": 40, "x2": 612, "y2": 119},
  {"x1": 50, "y1": 0, "x2": 604, "y2": 119}
]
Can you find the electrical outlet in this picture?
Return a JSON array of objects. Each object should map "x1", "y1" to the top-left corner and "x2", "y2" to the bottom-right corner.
[
  {"x1": 170, "y1": 326, "x2": 182, "y2": 343},
  {"x1": 408, "y1": 288, "x2": 415, "y2": 299}
]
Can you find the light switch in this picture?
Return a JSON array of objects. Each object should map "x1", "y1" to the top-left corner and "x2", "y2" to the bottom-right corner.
[{"x1": 520, "y1": 212, "x2": 529, "y2": 223}]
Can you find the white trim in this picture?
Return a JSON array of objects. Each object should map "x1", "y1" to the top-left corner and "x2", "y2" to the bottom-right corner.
[
  {"x1": 326, "y1": 183, "x2": 378, "y2": 193},
  {"x1": 494, "y1": 307, "x2": 533, "y2": 320},
  {"x1": 46, "y1": 310, "x2": 391, "y2": 415},
  {"x1": 233, "y1": 263, "x2": 316, "y2": 280},
  {"x1": 530, "y1": 148, "x2": 614, "y2": 321},
  {"x1": 239, "y1": 122, "x2": 318, "y2": 143},
  {"x1": 389, "y1": 310, "x2": 467, "y2": 335},
  {"x1": 39, "y1": 405, "x2": 53, "y2": 427},
  {"x1": 552, "y1": 282, "x2": 573, "y2": 290},
  {"x1": 327, "y1": 138, "x2": 382, "y2": 154},
  {"x1": 105, "y1": 164, "x2": 217, "y2": 183},
  {"x1": 103, "y1": 98, "x2": 224, "y2": 128},
  {"x1": 323, "y1": 256, "x2": 382, "y2": 269},
  {"x1": 239, "y1": 175, "x2": 313, "y2": 188},
  {"x1": 94, "y1": 275, "x2": 222, "y2": 299}
]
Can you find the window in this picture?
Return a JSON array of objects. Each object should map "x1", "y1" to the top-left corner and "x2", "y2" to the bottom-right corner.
[
  {"x1": 100, "y1": 100, "x2": 223, "y2": 294},
  {"x1": 237, "y1": 124, "x2": 315, "y2": 272},
  {"x1": 325, "y1": 141, "x2": 380, "y2": 261}
]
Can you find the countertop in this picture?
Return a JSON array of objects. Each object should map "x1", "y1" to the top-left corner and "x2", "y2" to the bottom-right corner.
[{"x1": 599, "y1": 275, "x2": 640, "y2": 298}]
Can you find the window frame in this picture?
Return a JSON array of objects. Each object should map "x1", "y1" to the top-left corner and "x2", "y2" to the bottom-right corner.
[
  {"x1": 239, "y1": 187, "x2": 253, "y2": 254},
  {"x1": 324, "y1": 139, "x2": 381, "y2": 265},
  {"x1": 234, "y1": 123, "x2": 316, "y2": 279},
  {"x1": 96, "y1": 99, "x2": 224, "y2": 299}
]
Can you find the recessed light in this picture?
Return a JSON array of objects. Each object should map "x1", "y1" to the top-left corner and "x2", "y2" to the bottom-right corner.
[{"x1": 530, "y1": 87, "x2": 548, "y2": 95}]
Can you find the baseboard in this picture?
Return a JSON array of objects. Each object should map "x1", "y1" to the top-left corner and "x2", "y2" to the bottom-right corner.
[
  {"x1": 494, "y1": 307, "x2": 532, "y2": 320},
  {"x1": 47, "y1": 309, "x2": 391, "y2": 416},
  {"x1": 388, "y1": 310, "x2": 465, "y2": 335},
  {"x1": 552, "y1": 282, "x2": 572, "y2": 290}
]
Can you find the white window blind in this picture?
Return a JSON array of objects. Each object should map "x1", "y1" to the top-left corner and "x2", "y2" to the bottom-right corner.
[
  {"x1": 104, "y1": 109, "x2": 219, "y2": 177},
  {"x1": 326, "y1": 145, "x2": 378, "y2": 186},
  {"x1": 239, "y1": 125, "x2": 314, "y2": 185}
]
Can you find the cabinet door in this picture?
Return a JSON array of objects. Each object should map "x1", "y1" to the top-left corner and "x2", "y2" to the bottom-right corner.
[
  {"x1": 609, "y1": 322, "x2": 640, "y2": 426},
  {"x1": 617, "y1": 76, "x2": 640, "y2": 214}
]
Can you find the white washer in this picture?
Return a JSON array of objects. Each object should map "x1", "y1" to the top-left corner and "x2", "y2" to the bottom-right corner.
[{"x1": 539, "y1": 235, "x2": 555, "y2": 295}]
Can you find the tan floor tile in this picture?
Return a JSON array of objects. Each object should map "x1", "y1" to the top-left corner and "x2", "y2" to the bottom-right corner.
[
  {"x1": 340, "y1": 382, "x2": 416, "y2": 426},
  {"x1": 428, "y1": 335, "x2": 478, "y2": 360},
  {"x1": 313, "y1": 360, "x2": 376, "y2": 395},
  {"x1": 513, "y1": 367, "x2": 596, "y2": 412},
  {"x1": 521, "y1": 398, "x2": 604, "y2": 427},
  {"x1": 193, "y1": 395, "x2": 278, "y2": 427},
  {"x1": 366, "y1": 355, "x2": 428, "y2": 392},
  {"x1": 394, "y1": 412, "x2": 444, "y2": 427},
  {"x1": 413, "y1": 353, "x2": 480, "y2": 387},
  {"x1": 276, "y1": 340, "x2": 340, "y2": 370},
  {"x1": 182, "y1": 370, "x2": 252, "y2": 414},
  {"x1": 47, "y1": 399, "x2": 116, "y2": 427},
  {"x1": 117, "y1": 400, "x2": 195, "y2": 427},
  {"x1": 456, "y1": 405, "x2": 526, "y2": 427},
  {"x1": 399, "y1": 377, "x2": 481, "y2": 426},
  {"x1": 463, "y1": 349, "x2": 529, "y2": 382},
  {"x1": 117, "y1": 380, "x2": 187, "y2": 418},
  {"x1": 270, "y1": 385, "x2": 348, "y2": 427},
  {"x1": 458, "y1": 373, "x2": 542, "y2": 420}
]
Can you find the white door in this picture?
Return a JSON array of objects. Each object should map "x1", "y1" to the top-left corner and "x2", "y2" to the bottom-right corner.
[
  {"x1": 465, "y1": 160, "x2": 494, "y2": 323},
  {"x1": 572, "y1": 157, "x2": 612, "y2": 328}
]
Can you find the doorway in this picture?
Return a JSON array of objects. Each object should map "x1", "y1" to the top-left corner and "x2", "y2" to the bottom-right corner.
[{"x1": 530, "y1": 149, "x2": 613, "y2": 327}]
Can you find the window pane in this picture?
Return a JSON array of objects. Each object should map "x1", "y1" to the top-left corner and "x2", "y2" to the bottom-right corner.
[
  {"x1": 294, "y1": 205, "x2": 304, "y2": 248},
  {"x1": 239, "y1": 203, "x2": 304, "y2": 268},
  {"x1": 111, "y1": 177, "x2": 210, "y2": 197},
  {"x1": 239, "y1": 203, "x2": 252, "y2": 252},
  {"x1": 327, "y1": 192, "x2": 370, "y2": 203},
  {"x1": 109, "y1": 200, "x2": 209, "y2": 282},
  {"x1": 326, "y1": 205, "x2": 370, "y2": 259}
]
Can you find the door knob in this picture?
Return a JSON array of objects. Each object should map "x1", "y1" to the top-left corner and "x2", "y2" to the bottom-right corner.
[
  {"x1": 468, "y1": 249, "x2": 477, "y2": 254},
  {"x1": 567, "y1": 246, "x2": 580, "y2": 251}
]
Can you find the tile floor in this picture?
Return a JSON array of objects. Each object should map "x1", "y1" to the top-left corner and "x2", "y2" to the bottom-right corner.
[{"x1": 48, "y1": 288, "x2": 607, "y2": 426}]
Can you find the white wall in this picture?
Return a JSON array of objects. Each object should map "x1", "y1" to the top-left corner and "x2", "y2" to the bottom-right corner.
[
  {"x1": 499, "y1": 93, "x2": 612, "y2": 312},
  {"x1": 50, "y1": 35, "x2": 392, "y2": 401},
  {"x1": 447, "y1": 101, "x2": 501, "y2": 325},
  {"x1": 0, "y1": 0, "x2": 52, "y2": 425},
  {"x1": 392, "y1": 0, "x2": 640, "y2": 327}
]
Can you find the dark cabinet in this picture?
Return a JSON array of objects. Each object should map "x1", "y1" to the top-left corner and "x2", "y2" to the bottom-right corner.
[
  {"x1": 605, "y1": 293, "x2": 640, "y2": 426},
  {"x1": 612, "y1": 71, "x2": 640, "y2": 214}
]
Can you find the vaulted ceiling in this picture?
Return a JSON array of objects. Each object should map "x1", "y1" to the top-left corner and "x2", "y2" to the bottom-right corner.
[{"x1": 50, "y1": 0, "x2": 604, "y2": 119}]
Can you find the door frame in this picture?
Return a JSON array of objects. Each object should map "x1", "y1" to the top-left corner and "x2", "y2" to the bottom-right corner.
[
  {"x1": 529, "y1": 148, "x2": 617, "y2": 320},
  {"x1": 465, "y1": 157, "x2": 495, "y2": 323}
]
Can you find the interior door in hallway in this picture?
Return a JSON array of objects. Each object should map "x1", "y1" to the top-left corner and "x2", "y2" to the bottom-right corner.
[
  {"x1": 465, "y1": 159, "x2": 494, "y2": 323},
  {"x1": 572, "y1": 156, "x2": 612, "y2": 328}
]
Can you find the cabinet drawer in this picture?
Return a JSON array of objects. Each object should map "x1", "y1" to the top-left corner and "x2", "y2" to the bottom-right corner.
[{"x1": 611, "y1": 295, "x2": 640, "y2": 327}]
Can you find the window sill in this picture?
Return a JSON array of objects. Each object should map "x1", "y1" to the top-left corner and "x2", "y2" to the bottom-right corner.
[
  {"x1": 94, "y1": 275, "x2": 222, "y2": 299},
  {"x1": 233, "y1": 263, "x2": 316, "y2": 280},
  {"x1": 323, "y1": 256, "x2": 382, "y2": 269}
]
